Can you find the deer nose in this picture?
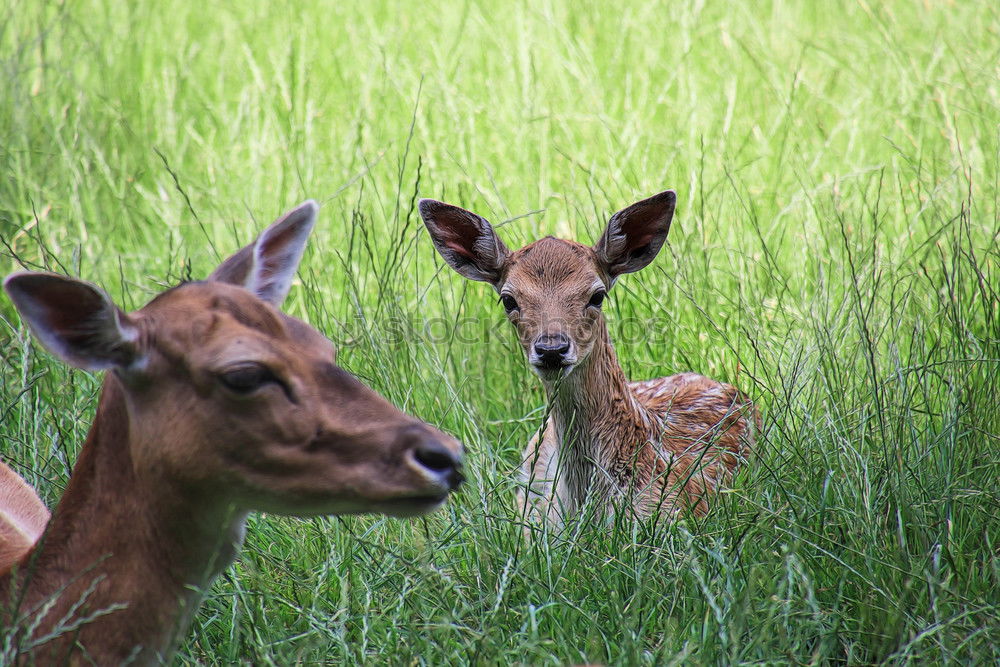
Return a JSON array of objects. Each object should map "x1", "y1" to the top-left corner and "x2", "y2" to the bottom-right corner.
[
  {"x1": 533, "y1": 333, "x2": 571, "y2": 368},
  {"x1": 406, "y1": 430, "x2": 464, "y2": 490}
]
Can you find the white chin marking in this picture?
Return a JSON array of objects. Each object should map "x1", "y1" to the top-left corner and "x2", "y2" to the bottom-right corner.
[{"x1": 532, "y1": 364, "x2": 575, "y2": 381}]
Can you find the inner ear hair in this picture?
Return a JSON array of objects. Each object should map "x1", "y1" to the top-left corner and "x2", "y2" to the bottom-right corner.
[
  {"x1": 594, "y1": 190, "x2": 676, "y2": 278},
  {"x1": 209, "y1": 200, "x2": 318, "y2": 306},
  {"x1": 418, "y1": 199, "x2": 510, "y2": 284},
  {"x1": 4, "y1": 272, "x2": 141, "y2": 371}
]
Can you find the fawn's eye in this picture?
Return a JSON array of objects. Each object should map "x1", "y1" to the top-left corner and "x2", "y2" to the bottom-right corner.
[
  {"x1": 500, "y1": 294, "x2": 519, "y2": 313},
  {"x1": 588, "y1": 290, "x2": 607, "y2": 309},
  {"x1": 219, "y1": 364, "x2": 278, "y2": 394}
]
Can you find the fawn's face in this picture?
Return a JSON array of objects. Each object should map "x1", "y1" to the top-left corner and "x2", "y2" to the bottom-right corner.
[
  {"x1": 5, "y1": 202, "x2": 463, "y2": 519},
  {"x1": 497, "y1": 238, "x2": 609, "y2": 380},
  {"x1": 420, "y1": 191, "x2": 676, "y2": 382}
]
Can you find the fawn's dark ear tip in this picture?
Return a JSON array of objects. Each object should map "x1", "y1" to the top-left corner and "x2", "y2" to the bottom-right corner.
[
  {"x1": 418, "y1": 198, "x2": 444, "y2": 216},
  {"x1": 633, "y1": 190, "x2": 677, "y2": 216},
  {"x1": 3, "y1": 271, "x2": 25, "y2": 292},
  {"x1": 656, "y1": 189, "x2": 677, "y2": 204}
]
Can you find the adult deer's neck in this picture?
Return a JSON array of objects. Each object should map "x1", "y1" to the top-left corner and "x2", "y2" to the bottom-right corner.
[
  {"x1": 2, "y1": 375, "x2": 247, "y2": 664},
  {"x1": 542, "y1": 318, "x2": 654, "y2": 514}
]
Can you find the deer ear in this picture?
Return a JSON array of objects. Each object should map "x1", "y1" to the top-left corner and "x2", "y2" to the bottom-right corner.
[
  {"x1": 209, "y1": 200, "x2": 318, "y2": 306},
  {"x1": 418, "y1": 199, "x2": 510, "y2": 284},
  {"x1": 594, "y1": 190, "x2": 676, "y2": 280},
  {"x1": 4, "y1": 272, "x2": 141, "y2": 371}
]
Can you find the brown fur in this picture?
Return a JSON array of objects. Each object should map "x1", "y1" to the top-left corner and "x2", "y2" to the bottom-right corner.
[
  {"x1": 0, "y1": 461, "x2": 49, "y2": 572},
  {"x1": 507, "y1": 240, "x2": 758, "y2": 524},
  {"x1": 419, "y1": 192, "x2": 758, "y2": 527},
  {"x1": 0, "y1": 207, "x2": 462, "y2": 664}
]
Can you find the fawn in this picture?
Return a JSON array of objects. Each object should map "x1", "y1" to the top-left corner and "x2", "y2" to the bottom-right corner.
[
  {"x1": 0, "y1": 201, "x2": 463, "y2": 663},
  {"x1": 420, "y1": 190, "x2": 757, "y2": 526}
]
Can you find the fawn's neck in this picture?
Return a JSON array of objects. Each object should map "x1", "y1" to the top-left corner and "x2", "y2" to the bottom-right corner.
[
  {"x1": 542, "y1": 318, "x2": 655, "y2": 514},
  {"x1": 2, "y1": 376, "x2": 247, "y2": 664}
]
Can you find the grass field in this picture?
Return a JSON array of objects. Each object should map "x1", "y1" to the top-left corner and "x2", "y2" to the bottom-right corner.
[{"x1": 2, "y1": 0, "x2": 999, "y2": 663}]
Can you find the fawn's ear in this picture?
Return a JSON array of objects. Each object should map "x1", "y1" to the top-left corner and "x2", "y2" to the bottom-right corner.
[
  {"x1": 209, "y1": 200, "x2": 318, "y2": 306},
  {"x1": 594, "y1": 190, "x2": 676, "y2": 281},
  {"x1": 4, "y1": 272, "x2": 141, "y2": 371},
  {"x1": 418, "y1": 199, "x2": 510, "y2": 284}
]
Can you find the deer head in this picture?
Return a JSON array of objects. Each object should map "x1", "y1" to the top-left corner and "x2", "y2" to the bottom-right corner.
[
  {"x1": 419, "y1": 191, "x2": 676, "y2": 381},
  {"x1": 5, "y1": 201, "x2": 463, "y2": 519}
]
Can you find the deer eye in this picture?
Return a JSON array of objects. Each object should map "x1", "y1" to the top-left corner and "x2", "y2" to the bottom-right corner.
[
  {"x1": 219, "y1": 364, "x2": 278, "y2": 394},
  {"x1": 587, "y1": 290, "x2": 607, "y2": 309},
  {"x1": 500, "y1": 294, "x2": 519, "y2": 313}
]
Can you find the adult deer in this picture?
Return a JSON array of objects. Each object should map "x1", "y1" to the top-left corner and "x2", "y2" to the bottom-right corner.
[
  {"x1": 420, "y1": 190, "x2": 757, "y2": 526},
  {"x1": 0, "y1": 201, "x2": 463, "y2": 664}
]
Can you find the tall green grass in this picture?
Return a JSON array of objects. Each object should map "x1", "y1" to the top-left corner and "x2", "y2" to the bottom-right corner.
[{"x1": 1, "y1": 0, "x2": 998, "y2": 663}]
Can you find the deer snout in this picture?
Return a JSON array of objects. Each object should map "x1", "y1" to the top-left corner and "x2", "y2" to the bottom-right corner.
[
  {"x1": 403, "y1": 425, "x2": 464, "y2": 491},
  {"x1": 532, "y1": 333, "x2": 573, "y2": 370}
]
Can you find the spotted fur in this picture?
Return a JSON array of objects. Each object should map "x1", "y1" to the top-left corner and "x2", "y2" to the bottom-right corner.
[
  {"x1": 420, "y1": 190, "x2": 760, "y2": 527},
  {"x1": 519, "y1": 346, "x2": 759, "y2": 525}
]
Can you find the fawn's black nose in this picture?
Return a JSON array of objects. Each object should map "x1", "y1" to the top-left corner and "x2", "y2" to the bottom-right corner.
[{"x1": 533, "y1": 333, "x2": 571, "y2": 369}]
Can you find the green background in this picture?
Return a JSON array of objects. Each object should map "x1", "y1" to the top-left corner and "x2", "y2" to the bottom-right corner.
[{"x1": 2, "y1": 0, "x2": 998, "y2": 663}]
